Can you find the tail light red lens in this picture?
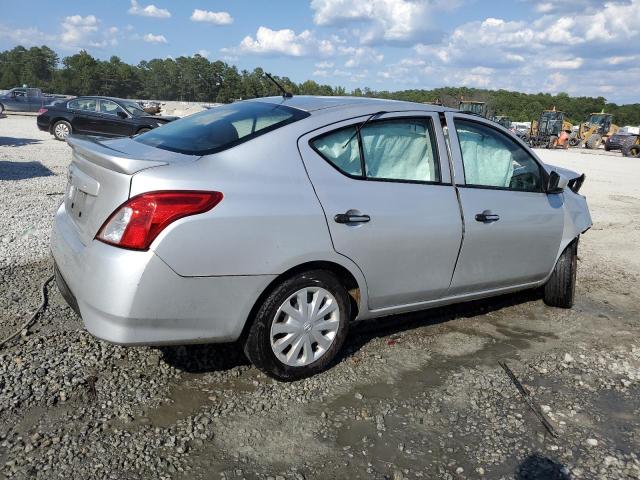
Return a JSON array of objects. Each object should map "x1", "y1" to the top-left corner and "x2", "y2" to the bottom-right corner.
[
  {"x1": 96, "y1": 191, "x2": 223, "y2": 251},
  {"x1": 37, "y1": 108, "x2": 48, "y2": 114}
]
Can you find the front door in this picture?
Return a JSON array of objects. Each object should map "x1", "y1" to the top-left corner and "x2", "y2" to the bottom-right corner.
[
  {"x1": 445, "y1": 113, "x2": 564, "y2": 294},
  {"x1": 98, "y1": 99, "x2": 133, "y2": 136},
  {"x1": 298, "y1": 112, "x2": 463, "y2": 310}
]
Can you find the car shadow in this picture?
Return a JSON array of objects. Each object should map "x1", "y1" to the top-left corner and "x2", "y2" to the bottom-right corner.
[
  {"x1": 0, "y1": 160, "x2": 55, "y2": 180},
  {"x1": 515, "y1": 453, "x2": 570, "y2": 480},
  {"x1": 160, "y1": 288, "x2": 542, "y2": 374},
  {"x1": 0, "y1": 136, "x2": 43, "y2": 147}
]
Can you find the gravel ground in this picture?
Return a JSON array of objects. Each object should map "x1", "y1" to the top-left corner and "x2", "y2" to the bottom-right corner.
[{"x1": 1, "y1": 115, "x2": 639, "y2": 479}]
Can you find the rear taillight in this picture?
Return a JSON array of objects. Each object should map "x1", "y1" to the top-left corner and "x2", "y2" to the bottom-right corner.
[
  {"x1": 37, "y1": 108, "x2": 48, "y2": 114},
  {"x1": 96, "y1": 191, "x2": 223, "y2": 250}
]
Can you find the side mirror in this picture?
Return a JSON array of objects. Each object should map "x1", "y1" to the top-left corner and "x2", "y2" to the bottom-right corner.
[
  {"x1": 547, "y1": 171, "x2": 568, "y2": 194},
  {"x1": 117, "y1": 110, "x2": 128, "y2": 119}
]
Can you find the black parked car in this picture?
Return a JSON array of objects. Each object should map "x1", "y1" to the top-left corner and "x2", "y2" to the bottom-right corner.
[
  {"x1": 604, "y1": 131, "x2": 638, "y2": 152},
  {"x1": 37, "y1": 96, "x2": 178, "y2": 141}
]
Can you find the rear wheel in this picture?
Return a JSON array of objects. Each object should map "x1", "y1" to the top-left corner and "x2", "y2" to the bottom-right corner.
[
  {"x1": 585, "y1": 134, "x2": 602, "y2": 149},
  {"x1": 244, "y1": 270, "x2": 350, "y2": 381},
  {"x1": 544, "y1": 240, "x2": 578, "y2": 309},
  {"x1": 547, "y1": 135, "x2": 558, "y2": 149},
  {"x1": 622, "y1": 142, "x2": 640, "y2": 158},
  {"x1": 568, "y1": 135, "x2": 580, "y2": 147},
  {"x1": 52, "y1": 120, "x2": 72, "y2": 141}
]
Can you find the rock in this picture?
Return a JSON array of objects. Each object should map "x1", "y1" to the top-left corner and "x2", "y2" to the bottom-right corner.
[{"x1": 586, "y1": 438, "x2": 598, "y2": 447}]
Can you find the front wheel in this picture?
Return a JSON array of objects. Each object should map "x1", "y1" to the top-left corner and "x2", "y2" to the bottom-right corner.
[
  {"x1": 244, "y1": 270, "x2": 351, "y2": 381},
  {"x1": 52, "y1": 120, "x2": 72, "y2": 141},
  {"x1": 544, "y1": 240, "x2": 578, "y2": 308}
]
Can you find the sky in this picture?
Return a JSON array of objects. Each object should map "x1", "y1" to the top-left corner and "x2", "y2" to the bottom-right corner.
[{"x1": 1, "y1": 0, "x2": 639, "y2": 104}]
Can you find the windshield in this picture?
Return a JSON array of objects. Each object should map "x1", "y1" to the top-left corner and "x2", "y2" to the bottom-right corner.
[
  {"x1": 121, "y1": 100, "x2": 147, "y2": 117},
  {"x1": 135, "y1": 101, "x2": 309, "y2": 155},
  {"x1": 587, "y1": 114, "x2": 608, "y2": 125}
]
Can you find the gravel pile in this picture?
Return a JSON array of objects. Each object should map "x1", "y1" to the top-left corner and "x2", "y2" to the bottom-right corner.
[{"x1": 1, "y1": 116, "x2": 639, "y2": 479}]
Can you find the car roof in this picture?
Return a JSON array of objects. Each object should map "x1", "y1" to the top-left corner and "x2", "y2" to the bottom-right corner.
[
  {"x1": 71, "y1": 96, "x2": 134, "y2": 103},
  {"x1": 244, "y1": 95, "x2": 455, "y2": 113}
]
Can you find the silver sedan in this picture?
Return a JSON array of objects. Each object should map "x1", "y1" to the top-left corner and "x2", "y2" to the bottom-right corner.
[{"x1": 51, "y1": 96, "x2": 592, "y2": 380}]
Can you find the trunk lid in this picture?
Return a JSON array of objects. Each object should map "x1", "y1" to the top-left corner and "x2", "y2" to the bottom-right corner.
[{"x1": 64, "y1": 135, "x2": 195, "y2": 245}]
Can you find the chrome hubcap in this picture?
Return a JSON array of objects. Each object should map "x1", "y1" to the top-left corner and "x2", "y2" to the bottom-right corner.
[
  {"x1": 55, "y1": 123, "x2": 69, "y2": 138},
  {"x1": 270, "y1": 287, "x2": 340, "y2": 367}
]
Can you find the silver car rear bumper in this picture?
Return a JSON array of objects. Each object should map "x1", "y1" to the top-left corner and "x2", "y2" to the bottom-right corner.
[{"x1": 51, "y1": 204, "x2": 275, "y2": 345}]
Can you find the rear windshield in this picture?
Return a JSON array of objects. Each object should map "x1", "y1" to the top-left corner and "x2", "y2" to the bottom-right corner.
[{"x1": 134, "y1": 101, "x2": 309, "y2": 155}]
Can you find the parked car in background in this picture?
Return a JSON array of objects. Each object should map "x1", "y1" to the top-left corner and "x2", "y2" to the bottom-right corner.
[
  {"x1": 604, "y1": 131, "x2": 638, "y2": 152},
  {"x1": 37, "y1": 96, "x2": 178, "y2": 140},
  {"x1": 51, "y1": 96, "x2": 592, "y2": 380},
  {"x1": 0, "y1": 87, "x2": 65, "y2": 113}
]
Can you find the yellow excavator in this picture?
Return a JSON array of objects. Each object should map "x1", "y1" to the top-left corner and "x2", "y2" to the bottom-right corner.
[
  {"x1": 528, "y1": 107, "x2": 573, "y2": 148},
  {"x1": 569, "y1": 111, "x2": 619, "y2": 149}
]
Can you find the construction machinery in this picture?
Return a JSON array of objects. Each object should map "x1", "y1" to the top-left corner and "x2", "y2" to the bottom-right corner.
[
  {"x1": 492, "y1": 115, "x2": 512, "y2": 129},
  {"x1": 459, "y1": 99, "x2": 487, "y2": 117},
  {"x1": 621, "y1": 135, "x2": 640, "y2": 157},
  {"x1": 569, "y1": 111, "x2": 619, "y2": 149},
  {"x1": 527, "y1": 108, "x2": 573, "y2": 148}
]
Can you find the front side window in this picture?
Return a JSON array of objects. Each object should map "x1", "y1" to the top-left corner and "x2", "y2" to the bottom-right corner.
[
  {"x1": 455, "y1": 119, "x2": 543, "y2": 192},
  {"x1": 312, "y1": 118, "x2": 440, "y2": 183},
  {"x1": 68, "y1": 98, "x2": 98, "y2": 112},
  {"x1": 100, "y1": 100, "x2": 126, "y2": 116},
  {"x1": 135, "y1": 101, "x2": 309, "y2": 155}
]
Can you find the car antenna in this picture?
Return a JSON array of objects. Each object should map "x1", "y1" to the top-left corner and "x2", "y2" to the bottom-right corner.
[
  {"x1": 342, "y1": 111, "x2": 387, "y2": 148},
  {"x1": 264, "y1": 73, "x2": 293, "y2": 99}
]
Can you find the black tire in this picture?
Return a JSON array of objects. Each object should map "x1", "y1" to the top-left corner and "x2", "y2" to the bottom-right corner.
[
  {"x1": 585, "y1": 134, "x2": 602, "y2": 149},
  {"x1": 244, "y1": 270, "x2": 351, "y2": 381},
  {"x1": 52, "y1": 120, "x2": 72, "y2": 141},
  {"x1": 568, "y1": 135, "x2": 580, "y2": 147},
  {"x1": 0, "y1": 103, "x2": 4, "y2": 115},
  {"x1": 604, "y1": 143, "x2": 611, "y2": 151},
  {"x1": 548, "y1": 135, "x2": 558, "y2": 149},
  {"x1": 136, "y1": 128, "x2": 151, "y2": 135},
  {"x1": 621, "y1": 142, "x2": 640, "y2": 158},
  {"x1": 544, "y1": 240, "x2": 578, "y2": 308}
]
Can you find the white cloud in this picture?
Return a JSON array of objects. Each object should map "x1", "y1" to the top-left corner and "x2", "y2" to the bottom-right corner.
[
  {"x1": 338, "y1": 46, "x2": 383, "y2": 67},
  {"x1": 143, "y1": 33, "x2": 167, "y2": 44},
  {"x1": 228, "y1": 26, "x2": 334, "y2": 57},
  {"x1": 545, "y1": 57, "x2": 584, "y2": 69},
  {"x1": 315, "y1": 61, "x2": 334, "y2": 68},
  {"x1": 190, "y1": 9, "x2": 233, "y2": 25},
  {"x1": 0, "y1": 24, "x2": 55, "y2": 46},
  {"x1": 535, "y1": 2, "x2": 554, "y2": 13},
  {"x1": 197, "y1": 49, "x2": 210, "y2": 58},
  {"x1": 128, "y1": 0, "x2": 170, "y2": 18},
  {"x1": 60, "y1": 15, "x2": 108, "y2": 49},
  {"x1": 311, "y1": 0, "x2": 460, "y2": 44}
]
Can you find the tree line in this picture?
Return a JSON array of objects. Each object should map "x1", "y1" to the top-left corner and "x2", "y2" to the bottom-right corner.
[{"x1": 2, "y1": 45, "x2": 639, "y2": 126}]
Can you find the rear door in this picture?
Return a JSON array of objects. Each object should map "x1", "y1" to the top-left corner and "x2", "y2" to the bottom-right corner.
[
  {"x1": 68, "y1": 98, "x2": 100, "y2": 134},
  {"x1": 444, "y1": 112, "x2": 564, "y2": 294},
  {"x1": 298, "y1": 112, "x2": 462, "y2": 310}
]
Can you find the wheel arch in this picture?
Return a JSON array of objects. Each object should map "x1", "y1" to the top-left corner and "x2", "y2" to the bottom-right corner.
[
  {"x1": 238, "y1": 259, "x2": 367, "y2": 345},
  {"x1": 49, "y1": 117, "x2": 72, "y2": 133}
]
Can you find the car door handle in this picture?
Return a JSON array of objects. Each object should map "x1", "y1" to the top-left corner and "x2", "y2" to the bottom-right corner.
[
  {"x1": 475, "y1": 210, "x2": 500, "y2": 223},
  {"x1": 334, "y1": 213, "x2": 370, "y2": 224}
]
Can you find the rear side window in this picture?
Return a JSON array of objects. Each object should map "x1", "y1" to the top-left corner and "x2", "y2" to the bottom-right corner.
[
  {"x1": 69, "y1": 98, "x2": 98, "y2": 112},
  {"x1": 135, "y1": 102, "x2": 309, "y2": 155},
  {"x1": 311, "y1": 118, "x2": 440, "y2": 183}
]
